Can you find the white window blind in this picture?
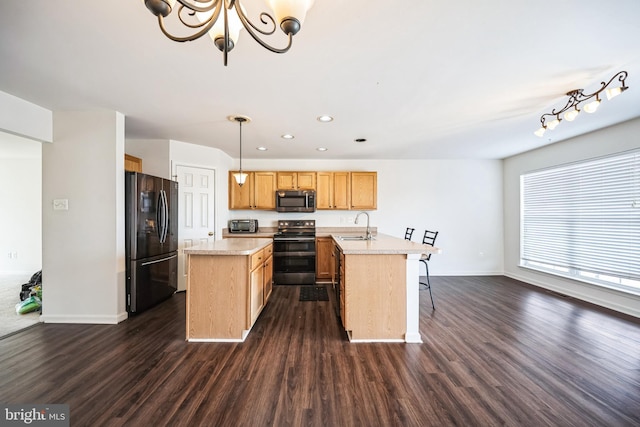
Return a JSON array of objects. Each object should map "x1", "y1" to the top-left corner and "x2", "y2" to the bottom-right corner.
[{"x1": 520, "y1": 149, "x2": 640, "y2": 294}]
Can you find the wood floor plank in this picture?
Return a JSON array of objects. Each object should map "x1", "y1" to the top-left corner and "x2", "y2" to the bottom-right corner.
[{"x1": 1, "y1": 276, "x2": 640, "y2": 426}]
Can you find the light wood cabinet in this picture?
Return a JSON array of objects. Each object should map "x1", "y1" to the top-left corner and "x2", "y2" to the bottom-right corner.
[
  {"x1": 316, "y1": 172, "x2": 351, "y2": 210},
  {"x1": 315, "y1": 237, "x2": 334, "y2": 281},
  {"x1": 229, "y1": 171, "x2": 277, "y2": 210},
  {"x1": 124, "y1": 154, "x2": 142, "y2": 172},
  {"x1": 277, "y1": 172, "x2": 316, "y2": 190},
  {"x1": 350, "y1": 172, "x2": 377, "y2": 210},
  {"x1": 341, "y1": 252, "x2": 406, "y2": 340},
  {"x1": 186, "y1": 241, "x2": 272, "y2": 341},
  {"x1": 249, "y1": 249, "x2": 265, "y2": 325},
  {"x1": 263, "y1": 244, "x2": 273, "y2": 302},
  {"x1": 229, "y1": 170, "x2": 376, "y2": 210}
]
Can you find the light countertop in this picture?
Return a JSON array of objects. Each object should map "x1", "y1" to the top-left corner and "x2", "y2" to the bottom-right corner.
[
  {"x1": 184, "y1": 238, "x2": 273, "y2": 255},
  {"x1": 332, "y1": 233, "x2": 441, "y2": 255}
]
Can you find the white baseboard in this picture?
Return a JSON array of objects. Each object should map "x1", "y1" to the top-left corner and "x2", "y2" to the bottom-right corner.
[
  {"x1": 505, "y1": 272, "x2": 640, "y2": 319},
  {"x1": 40, "y1": 313, "x2": 125, "y2": 324}
]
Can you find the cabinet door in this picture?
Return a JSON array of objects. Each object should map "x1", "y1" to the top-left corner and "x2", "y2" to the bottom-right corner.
[
  {"x1": 229, "y1": 171, "x2": 253, "y2": 209},
  {"x1": 125, "y1": 154, "x2": 142, "y2": 172},
  {"x1": 316, "y1": 172, "x2": 332, "y2": 209},
  {"x1": 276, "y1": 172, "x2": 296, "y2": 190},
  {"x1": 296, "y1": 172, "x2": 316, "y2": 190},
  {"x1": 350, "y1": 172, "x2": 377, "y2": 210},
  {"x1": 250, "y1": 264, "x2": 264, "y2": 325},
  {"x1": 263, "y1": 253, "x2": 273, "y2": 302},
  {"x1": 253, "y1": 172, "x2": 277, "y2": 209},
  {"x1": 315, "y1": 237, "x2": 333, "y2": 280},
  {"x1": 333, "y1": 172, "x2": 351, "y2": 210}
]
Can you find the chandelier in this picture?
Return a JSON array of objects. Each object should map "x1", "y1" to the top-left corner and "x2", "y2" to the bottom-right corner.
[
  {"x1": 534, "y1": 70, "x2": 629, "y2": 137},
  {"x1": 144, "y1": 0, "x2": 315, "y2": 66}
]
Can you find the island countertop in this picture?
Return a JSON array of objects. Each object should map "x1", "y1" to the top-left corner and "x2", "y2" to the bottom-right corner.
[
  {"x1": 184, "y1": 238, "x2": 273, "y2": 255},
  {"x1": 331, "y1": 233, "x2": 441, "y2": 255}
]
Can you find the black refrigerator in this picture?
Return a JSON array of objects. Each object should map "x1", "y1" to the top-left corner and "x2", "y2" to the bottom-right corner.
[{"x1": 125, "y1": 172, "x2": 178, "y2": 314}]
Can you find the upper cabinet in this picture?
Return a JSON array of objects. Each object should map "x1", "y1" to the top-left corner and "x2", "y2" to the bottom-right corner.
[
  {"x1": 276, "y1": 172, "x2": 316, "y2": 190},
  {"x1": 124, "y1": 154, "x2": 142, "y2": 172},
  {"x1": 229, "y1": 170, "x2": 376, "y2": 210},
  {"x1": 316, "y1": 172, "x2": 351, "y2": 210},
  {"x1": 350, "y1": 172, "x2": 377, "y2": 210},
  {"x1": 229, "y1": 171, "x2": 277, "y2": 210}
]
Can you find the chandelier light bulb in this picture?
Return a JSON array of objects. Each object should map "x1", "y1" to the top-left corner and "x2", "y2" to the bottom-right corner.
[
  {"x1": 605, "y1": 87, "x2": 623, "y2": 100},
  {"x1": 564, "y1": 107, "x2": 580, "y2": 122},
  {"x1": 583, "y1": 99, "x2": 601, "y2": 113},
  {"x1": 534, "y1": 127, "x2": 546, "y2": 137},
  {"x1": 546, "y1": 118, "x2": 561, "y2": 130}
]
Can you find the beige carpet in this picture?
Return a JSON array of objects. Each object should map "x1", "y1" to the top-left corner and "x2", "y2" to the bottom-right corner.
[{"x1": 0, "y1": 274, "x2": 40, "y2": 338}]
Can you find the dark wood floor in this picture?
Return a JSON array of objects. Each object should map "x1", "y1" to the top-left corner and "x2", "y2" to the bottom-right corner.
[{"x1": 1, "y1": 276, "x2": 639, "y2": 426}]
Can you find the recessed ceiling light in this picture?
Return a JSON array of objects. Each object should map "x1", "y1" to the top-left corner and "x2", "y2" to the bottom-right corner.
[
  {"x1": 256, "y1": 146, "x2": 268, "y2": 151},
  {"x1": 316, "y1": 147, "x2": 328, "y2": 152},
  {"x1": 317, "y1": 115, "x2": 333, "y2": 123},
  {"x1": 281, "y1": 134, "x2": 294, "y2": 140},
  {"x1": 355, "y1": 138, "x2": 367, "y2": 143}
]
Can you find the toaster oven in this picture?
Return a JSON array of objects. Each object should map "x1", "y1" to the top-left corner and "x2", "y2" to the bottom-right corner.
[{"x1": 228, "y1": 219, "x2": 259, "y2": 233}]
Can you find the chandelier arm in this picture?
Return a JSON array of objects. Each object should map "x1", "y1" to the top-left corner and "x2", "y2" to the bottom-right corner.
[
  {"x1": 174, "y1": 0, "x2": 220, "y2": 14},
  {"x1": 156, "y1": 1, "x2": 222, "y2": 42},
  {"x1": 233, "y1": 2, "x2": 294, "y2": 53}
]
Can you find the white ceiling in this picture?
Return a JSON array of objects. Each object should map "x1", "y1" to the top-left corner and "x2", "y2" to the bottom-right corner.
[{"x1": 1, "y1": 0, "x2": 640, "y2": 160}]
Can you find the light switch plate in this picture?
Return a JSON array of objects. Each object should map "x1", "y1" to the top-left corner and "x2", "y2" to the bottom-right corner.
[{"x1": 53, "y1": 199, "x2": 69, "y2": 210}]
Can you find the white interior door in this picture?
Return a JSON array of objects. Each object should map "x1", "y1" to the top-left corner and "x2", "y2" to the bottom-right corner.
[{"x1": 175, "y1": 165, "x2": 216, "y2": 292}]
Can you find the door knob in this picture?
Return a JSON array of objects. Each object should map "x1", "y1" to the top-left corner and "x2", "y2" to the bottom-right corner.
[{"x1": 208, "y1": 232, "x2": 214, "y2": 236}]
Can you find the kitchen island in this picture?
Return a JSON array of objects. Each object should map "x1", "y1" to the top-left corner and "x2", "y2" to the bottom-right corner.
[
  {"x1": 184, "y1": 238, "x2": 273, "y2": 342},
  {"x1": 332, "y1": 233, "x2": 440, "y2": 343}
]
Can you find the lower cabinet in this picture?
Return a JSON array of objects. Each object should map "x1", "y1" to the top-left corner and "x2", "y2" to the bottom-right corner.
[
  {"x1": 315, "y1": 237, "x2": 333, "y2": 282},
  {"x1": 186, "y1": 243, "x2": 273, "y2": 341},
  {"x1": 339, "y1": 252, "x2": 406, "y2": 341}
]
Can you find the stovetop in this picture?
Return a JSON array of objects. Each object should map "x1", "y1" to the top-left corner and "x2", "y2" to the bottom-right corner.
[{"x1": 275, "y1": 219, "x2": 316, "y2": 239}]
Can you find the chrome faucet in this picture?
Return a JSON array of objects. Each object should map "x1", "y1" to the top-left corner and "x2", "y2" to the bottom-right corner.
[{"x1": 355, "y1": 211, "x2": 372, "y2": 240}]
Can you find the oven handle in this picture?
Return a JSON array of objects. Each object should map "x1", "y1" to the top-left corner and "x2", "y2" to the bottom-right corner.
[{"x1": 273, "y1": 237, "x2": 316, "y2": 242}]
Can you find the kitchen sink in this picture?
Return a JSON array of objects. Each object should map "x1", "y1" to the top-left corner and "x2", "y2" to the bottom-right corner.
[{"x1": 336, "y1": 235, "x2": 376, "y2": 241}]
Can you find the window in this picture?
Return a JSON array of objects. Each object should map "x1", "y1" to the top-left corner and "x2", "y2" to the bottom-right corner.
[{"x1": 520, "y1": 149, "x2": 640, "y2": 295}]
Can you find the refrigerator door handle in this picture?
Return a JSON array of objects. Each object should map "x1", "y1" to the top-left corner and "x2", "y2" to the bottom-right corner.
[
  {"x1": 141, "y1": 254, "x2": 178, "y2": 267},
  {"x1": 156, "y1": 190, "x2": 164, "y2": 242},
  {"x1": 157, "y1": 189, "x2": 169, "y2": 244},
  {"x1": 161, "y1": 189, "x2": 169, "y2": 243}
]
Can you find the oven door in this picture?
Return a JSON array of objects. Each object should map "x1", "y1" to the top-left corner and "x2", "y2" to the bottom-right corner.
[{"x1": 273, "y1": 239, "x2": 316, "y2": 285}]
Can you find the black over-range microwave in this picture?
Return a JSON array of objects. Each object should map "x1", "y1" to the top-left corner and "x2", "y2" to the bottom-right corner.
[{"x1": 276, "y1": 190, "x2": 316, "y2": 212}]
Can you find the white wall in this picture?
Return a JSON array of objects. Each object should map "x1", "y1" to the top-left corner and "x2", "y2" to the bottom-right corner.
[
  {"x1": 228, "y1": 158, "x2": 505, "y2": 276},
  {"x1": 0, "y1": 90, "x2": 52, "y2": 143},
  {"x1": 124, "y1": 139, "x2": 171, "y2": 178},
  {"x1": 41, "y1": 110, "x2": 126, "y2": 324},
  {"x1": 0, "y1": 132, "x2": 42, "y2": 274},
  {"x1": 503, "y1": 117, "x2": 640, "y2": 317}
]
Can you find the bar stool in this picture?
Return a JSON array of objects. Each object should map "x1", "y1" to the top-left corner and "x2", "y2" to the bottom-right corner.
[
  {"x1": 404, "y1": 227, "x2": 415, "y2": 241},
  {"x1": 419, "y1": 230, "x2": 438, "y2": 309}
]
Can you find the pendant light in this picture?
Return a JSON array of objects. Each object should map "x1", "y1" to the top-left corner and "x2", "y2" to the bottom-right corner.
[{"x1": 230, "y1": 115, "x2": 250, "y2": 186}]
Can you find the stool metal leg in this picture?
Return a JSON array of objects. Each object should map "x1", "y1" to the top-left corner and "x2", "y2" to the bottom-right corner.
[{"x1": 419, "y1": 259, "x2": 435, "y2": 309}]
